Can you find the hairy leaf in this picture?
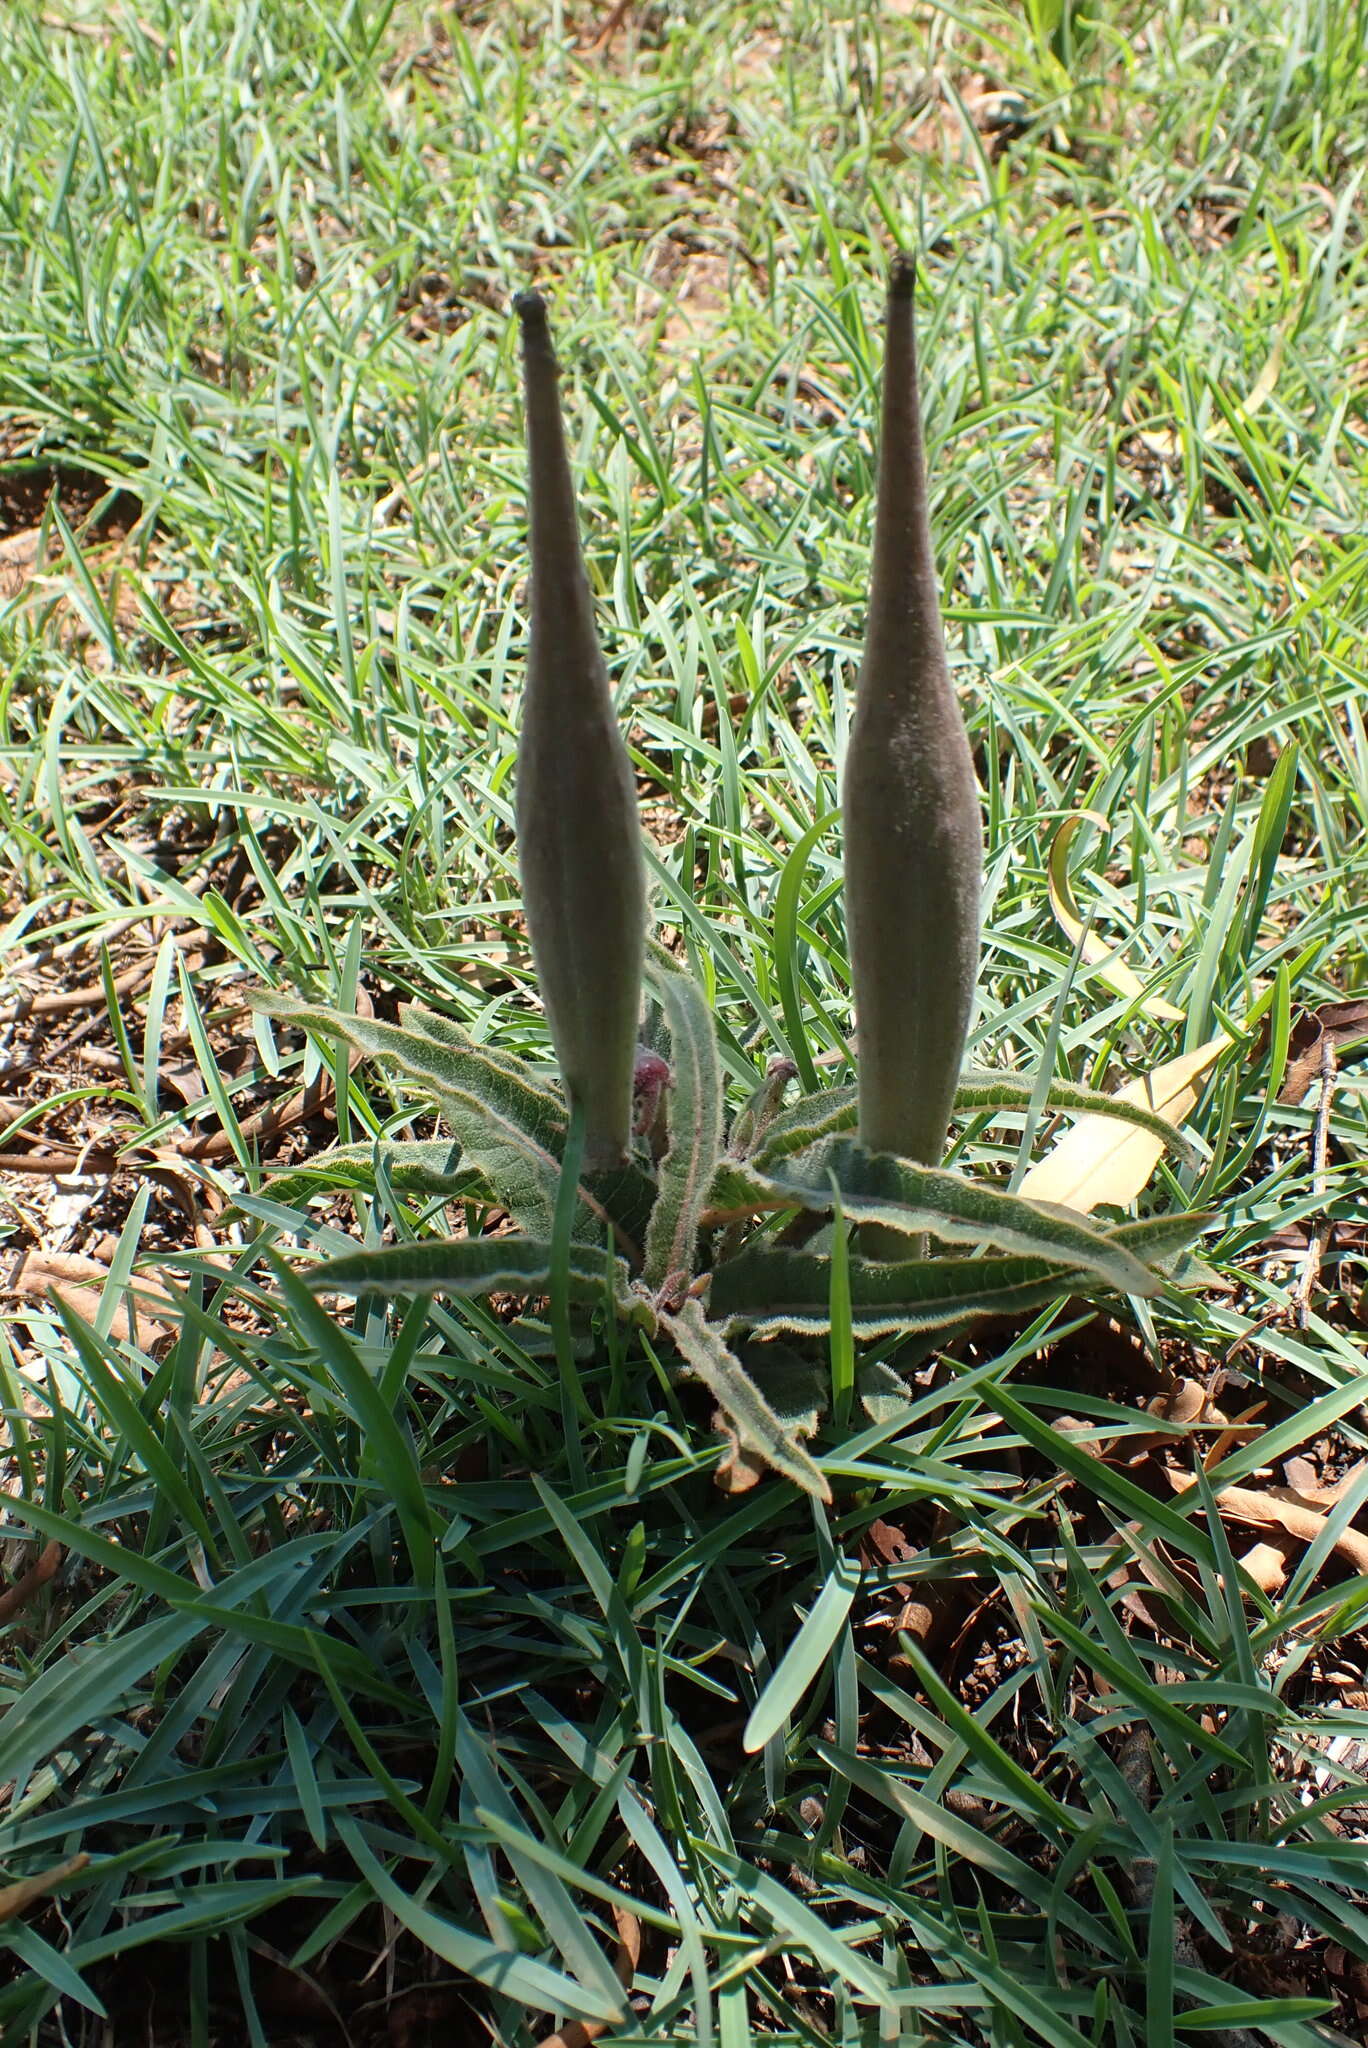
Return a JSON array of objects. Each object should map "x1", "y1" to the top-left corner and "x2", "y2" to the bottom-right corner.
[
  {"x1": 955, "y1": 1069, "x2": 1201, "y2": 1166},
  {"x1": 253, "y1": 1139, "x2": 473, "y2": 1209},
  {"x1": 255, "y1": 992, "x2": 646, "y2": 1249},
  {"x1": 305, "y1": 1234, "x2": 643, "y2": 1319},
  {"x1": 397, "y1": 1006, "x2": 657, "y2": 1248},
  {"x1": 642, "y1": 947, "x2": 724, "y2": 1297},
  {"x1": 749, "y1": 1084, "x2": 858, "y2": 1171},
  {"x1": 662, "y1": 1298, "x2": 830, "y2": 1500},
  {"x1": 746, "y1": 1069, "x2": 1197, "y2": 1181},
  {"x1": 258, "y1": 992, "x2": 566, "y2": 1148},
  {"x1": 760, "y1": 1140, "x2": 1161, "y2": 1296},
  {"x1": 704, "y1": 1159, "x2": 775, "y2": 1215},
  {"x1": 712, "y1": 1243, "x2": 1090, "y2": 1338},
  {"x1": 398, "y1": 1004, "x2": 557, "y2": 1089},
  {"x1": 710, "y1": 1212, "x2": 1208, "y2": 1339},
  {"x1": 726, "y1": 1059, "x2": 799, "y2": 1158}
]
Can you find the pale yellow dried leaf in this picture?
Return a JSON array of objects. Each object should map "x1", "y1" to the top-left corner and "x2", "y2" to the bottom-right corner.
[
  {"x1": 1048, "y1": 811, "x2": 1184, "y2": 1021},
  {"x1": 1019, "y1": 1035, "x2": 1229, "y2": 1213}
]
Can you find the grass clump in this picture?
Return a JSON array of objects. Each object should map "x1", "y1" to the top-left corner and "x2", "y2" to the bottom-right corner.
[{"x1": 0, "y1": 2, "x2": 1366, "y2": 2043}]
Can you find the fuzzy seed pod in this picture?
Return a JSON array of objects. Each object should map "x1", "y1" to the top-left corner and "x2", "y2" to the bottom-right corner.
[
  {"x1": 514, "y1": 290, "x2": 647, "y2": 1171},
  {"x1": 843, "y1": 257, "x2": 982, "y2": 1170}
]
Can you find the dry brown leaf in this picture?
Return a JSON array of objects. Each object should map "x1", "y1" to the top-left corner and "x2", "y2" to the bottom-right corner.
[
  {"x1": 1269, "y1": 1458, "x2": 1367, "y2": 1514},
  {"x1": 1238, "y1": 1539, "x2": 1295, "y2": 1595},
  {"x1": 1019, "y1": 1035, "x2": 1228, "y2": 1212},
  {"x1": 0, "y1": 528, "x2": 44, "y2": 599},
  {"x1": 1279, "y1": 998, "x2": 1368, "y2": 1104},
  {"x1": 4, "y1": 1249, "x2": 177, "y2": 1349},
  {"x1": 532, "y1": 1905, "x2": 641, "y2": 2048},
  {"x1": 861, "y1": 1517, "x2": 917, "y2": 1568},
  {"x1": 858, "y1": 1520, "x2": 958, "y2": 1651},
  {"x1": 1170, "y1": 1473, "x2": 1368, "y2": 1578},
  {"x1": 1148, "y1": 1377, "x2": 1219, "y2": 1428},
  {"x1": 1204, "y1": 1397, "x2": 1267, "y2": 1465},
  {"x1": 712, "y1": 1414, "x2": 763, "y2": 1494},
  {"x1": 0, "y1": 1854, "x2": 90, "y2": 1925}
]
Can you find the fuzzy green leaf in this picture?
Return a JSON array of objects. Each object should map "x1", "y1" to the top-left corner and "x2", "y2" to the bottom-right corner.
[
  {"x1": 956, "y1": 1068, "x2": 1202, "y2": 1166},
  {"x1": 662, "y1": 1298, "x2": 830, "y2": 1500},
  {"x1": 858, "y1": 1358, "x2": 914, "y2": 1423},
  {"x1": 642, "y1": 947, "x2": 724, "y2": 1296},
  {"x1": 737, "y1": 1343, "x2": 828, "y2": 1440},
  {"x1": 725, "y1": 1060, "x2": 800, "y2": 1159},
  {"x1": 711, "y1": 1243, "x2": 1090, "y2": 1339},
  {"x1": 305, "y1": 1233, "x2": 643, "y2": 1318},
  {"x1": 259, "y1": 991, "x2": 565, "y2": 1143},
  {"x1": 253, "y1": 1139, "x2": 474, "y2": 1209},
  {"x1": 393, "y1": 1005, "x2": 659, "y2": 1250},
  {"x1": 749, "y1": 1070, "x2": 1198, "y2": 1177},
  {"x1": 704, "y1": 1159, "x2": 775, "y2": 1214},
  {"x1": 761, "y1": 1139, "x2": 1161, "y2": 1296},
  {"x1": 254, "y1": 993, "x2": 648, "y2": 1249},
  {"x1": 710, "y1": 1211, "x2": 1208, "y2": 1339},
  {"x1": 749, "y1": 1084, "x2": 858, "y2": 1171}
]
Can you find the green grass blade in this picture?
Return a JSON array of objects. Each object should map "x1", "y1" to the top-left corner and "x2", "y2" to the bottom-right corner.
[{"x1": 742, "y1": 1556, "x2": 859, "y2": 1752}]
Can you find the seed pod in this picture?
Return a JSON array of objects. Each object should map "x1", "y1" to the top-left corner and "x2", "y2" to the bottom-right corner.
[
  {"x1": 514, "y1": 290, "x2": 646, "y2": 1171},
  {"x1": 843, "y1": 257, "x2": 982, "y2": 1171}
]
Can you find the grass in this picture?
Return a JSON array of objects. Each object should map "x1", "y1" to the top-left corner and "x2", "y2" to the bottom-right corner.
[{"x1": 1, "y1": 0, "x2": 1367, "y2": 2040}]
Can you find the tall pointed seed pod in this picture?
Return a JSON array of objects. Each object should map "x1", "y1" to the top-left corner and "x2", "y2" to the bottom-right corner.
[
  {"x1": 843, "y1": 257, "x2": 982, "y2": 1174},
  {"x1": 514, "y1": 290, "x2": 646, "y2": 1170}
]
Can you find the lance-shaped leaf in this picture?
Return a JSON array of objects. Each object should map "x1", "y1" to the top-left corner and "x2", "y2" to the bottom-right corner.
[
  {"x1": 399, "y1": 1007, "x2": 662, "y2": 1253},
  {"x1": 642, "y1": 945, "x2": 724, "y2": 1297},
  {"x1": 749, "y1": 1084, "x2": 859, "y2": 1172},
  {"x1": 254, "y1": 992, "x2": 605, "y2": 1243},
  {"x1": 953, "y1": 1069, "x2": 1202, "y2": 1165},
  {"x1": 726, "y1": 1058, "x2": 798, "y2": 1158},
  {"x1": 712, "y1": 1242, "x2": 1081, "y2": 1339},
  {"x1": 398, "y1": 1003, "x2": 557, "y2": 1092},
  {"x1": 710, "y1": 1211, "x2": 1210, "y2": 1339},
  {"x1": 257, "y1": 992, "x2": 566, "y2": 1145},
  {"x1": 843, "y1": 256, "x2": 982, "y2": 1180},
  {"x1": 705, "y1": 1158, "x2": 777, "y2": 1217},
  {"x1": 305, "y1": 1234, "x2": 645, "y2": 1322},
  {"x1": 759, "y1": 1138, "x2": 1161, "y2": 1296},
  {"x1": 661, "y1": 1297, "x2": 830, "y2": 1501},
  {"x1": 254, "y1": 1139, "x2": 474, "y2": 1209},
  {"x1": 515, "y1": 290, "x2": 646, "y2": 1172},
  {"x1": 744, "y1": 1068, "x2": 1197, "y2": 1183}
]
